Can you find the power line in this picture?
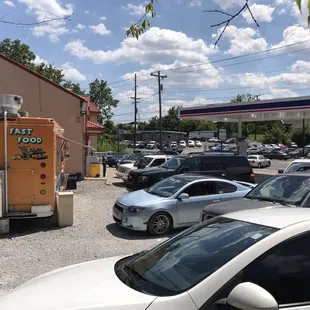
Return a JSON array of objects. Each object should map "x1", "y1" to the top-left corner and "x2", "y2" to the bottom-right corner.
[{"x1": 130, "y1": 73, "x2": 140, "y2": 149}]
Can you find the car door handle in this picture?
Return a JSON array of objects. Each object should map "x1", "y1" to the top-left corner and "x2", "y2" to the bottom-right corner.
[{"x1": 213, "y1": 199, "x2": 221, "y2": 203}]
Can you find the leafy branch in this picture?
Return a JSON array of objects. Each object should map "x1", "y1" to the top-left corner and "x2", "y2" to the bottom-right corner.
[
  {"x1": 205, "y1": 0, "x2": 259, "y2": 46},
  {"x1": 0, "y1": 12, "x2": 73, "y2": 26},
  {"x1": 296, "y1": 0, "x2": 310, "y2": 26},
  {"x1": 126, "y1": 0, "x2": 157, "y2": 39}
]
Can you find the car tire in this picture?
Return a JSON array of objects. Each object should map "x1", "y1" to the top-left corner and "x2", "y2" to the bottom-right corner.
[
  {"x1": 258, "y1": 163, "x2": 261, "y2": 168},
  {"x1": 147, "y1": 212, "x2": 172, "y2": 236},
  {"x1": 267, "y1": 161, "x2": 271, "y2": 167}
]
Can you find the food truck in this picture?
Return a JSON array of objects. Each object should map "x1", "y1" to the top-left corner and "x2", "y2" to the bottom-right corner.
[{"x1": 0, "y1": 94, "x2": 70, "y2": 221}]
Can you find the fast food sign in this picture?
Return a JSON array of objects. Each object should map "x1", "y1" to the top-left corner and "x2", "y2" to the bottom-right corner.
[{"x1": 9, "y1": 128, "x2": 42, "y2": 144}]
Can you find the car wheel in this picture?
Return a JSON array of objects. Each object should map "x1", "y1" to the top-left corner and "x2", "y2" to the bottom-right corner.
[
  {"x1": 258, "y1": 163, "x2": 261, "y2": 168},
  {"x1": 147, "y1": 212, "x2": 172, "y2": 236},
  {"x1": 109, "y1": 164, "x2": 113, "y2": 167},
  {"x1": 267, "y1": 161, "x2": 271, "y2": 167}
]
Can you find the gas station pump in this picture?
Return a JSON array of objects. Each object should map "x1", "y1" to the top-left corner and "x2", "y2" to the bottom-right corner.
[{"x1": 237, "y1": 137, "x2": 248, "y2": 157}]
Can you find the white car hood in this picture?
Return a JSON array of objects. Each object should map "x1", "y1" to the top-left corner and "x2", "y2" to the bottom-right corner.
[
  {"x1": 0, "y1": 256, "x2": 156, "y2": 310},
  {"x1": 120, "y1": 163, "x2": 134, "y2": 169}
]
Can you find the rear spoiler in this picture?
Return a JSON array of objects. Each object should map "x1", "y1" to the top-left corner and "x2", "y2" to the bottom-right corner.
[{"x1": 234, "y1": 181, "x2": 258, "y2": 188}]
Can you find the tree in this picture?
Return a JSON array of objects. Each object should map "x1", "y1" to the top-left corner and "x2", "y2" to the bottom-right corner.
[
  {"x1": 89, "y1": 79, "x2": 119, "y2": 124},
  {"x1": 231, "y1": 93, "x2": 261, "y2": 103},
  {"x1": 264, "y1": 124, "x2": 289, "y2": 144},
  {"x1": 62, "y1": 81, "x2": 86, "y2": 95},
  {"x1": 126, "y1": 0, "x2": 305, "y2": 44},
  {"x1": 0, "y1": 38, "x2": 35, "y2": 66},
  {"x1": 34, "y1": 63, "x2": 64, "y2": 84}
]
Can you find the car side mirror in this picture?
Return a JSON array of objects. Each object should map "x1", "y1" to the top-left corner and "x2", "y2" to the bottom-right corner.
[
  {"x1": 226, "y1": 282, "x2": 278, "y2": 310},
  {"x1": 278, "y1": 169, "x2": 284, "y2": 174},
  {"x1": 178, "y1": 193, "x2": 190, "y2": 200}
]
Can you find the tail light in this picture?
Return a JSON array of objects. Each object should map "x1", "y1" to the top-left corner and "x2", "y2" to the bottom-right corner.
[
  {"x1": 252, "y1": 161, "x2": 255, "y2": 164},
  {"x1": 40, "y1": 174, "x2": 46, "y2": 180},
  {"x1": 250, "y1": 170, "x2": 255, "y2": 182}
]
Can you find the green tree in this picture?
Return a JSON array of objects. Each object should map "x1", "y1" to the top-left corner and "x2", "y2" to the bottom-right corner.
[
  {"x1": 89, "y1": 79, "x2": 119, "y2": 124},
  {"x1": 231, "y1": 93, "x2": 261, "y2": 103},
  {"x1": 34, "y1": 63, "x2": 64, "y2": 84},
  {"x1": 264, "y1": 124, "x2": 289, "y2": 144},
  {"x1": 0, "y1": 38, "x2": 35, "y2": 66},
  {"x1": 62, "y1": 80, "x2": 86, "y2": 95}
]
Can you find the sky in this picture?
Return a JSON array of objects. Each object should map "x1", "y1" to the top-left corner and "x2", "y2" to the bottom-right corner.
[{"x1": 1, "y1": 0, "x2": 310, "y2": 124}]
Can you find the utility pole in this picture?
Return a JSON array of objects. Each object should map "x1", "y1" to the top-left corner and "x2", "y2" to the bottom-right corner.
[
  {"x1": 150, "y1": 71, "x2": 167, "y2": 150},
  {"x1": 130, "y1": 73, "x2": 140, "y2": 150}
]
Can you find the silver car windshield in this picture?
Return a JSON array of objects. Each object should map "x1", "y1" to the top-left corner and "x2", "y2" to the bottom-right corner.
[
  {"x1": 245, "y1": 175, "x2": 310, "y2": 206},
  {"x1": 115, "y1": 217, "x2": 276, "y2": 296},
  {"x1": 286, "y1": 163, "x2": 310, "y2": 173},
  {"x1": 145, "y1": 177, "x2": 188, "y2": 197}
]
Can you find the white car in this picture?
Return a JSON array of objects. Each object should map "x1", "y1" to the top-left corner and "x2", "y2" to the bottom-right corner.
[
  {"x1": 195, "y1": 140, "x2": 202, "y2": 147},
  {"x1": 179, "y1": 140, "x2": 186, "y2": 147},
  {"x1": 279, "y1": 158, "x2": 310, "y2": 174},
  {"x1": 3, "y1": 207, "x2": 310, "y2": 310},
  {"x1": 248, "y1": 155, "x2": 271, "y2": 168},
  {"x1": 146, "y1": 141, "x2": 156, "y2": 149},
  {"x1": 116, "y1": 155, "x2": 171, "y2": 181},
  {"x1": 188, "y1": 140, "x2": 195, "y2": 147}
]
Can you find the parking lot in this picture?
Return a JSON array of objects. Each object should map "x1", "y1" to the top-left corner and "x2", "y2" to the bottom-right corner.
[
  {"x1": 0, "y1": 177, "x2": 176, "y2": 296},
  {"x1": 0, "y1": 157, "x2": 295, "y2": 296}
]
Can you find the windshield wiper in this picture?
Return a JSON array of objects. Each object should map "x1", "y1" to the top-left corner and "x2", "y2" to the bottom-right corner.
[{"x1": 122, "y1": 264, "x2": 149, "y2": 293}]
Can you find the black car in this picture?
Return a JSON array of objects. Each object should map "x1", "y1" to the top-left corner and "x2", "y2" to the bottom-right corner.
[
  {"x1": 264, "y1": 149, "x2": 289, "y2": 160},
  {"x1": 126, "y1": 154, "x2": 255, "y2": 191},
  {"x1": 200, "y1": 173, "x2": 310, "y2": 221}
]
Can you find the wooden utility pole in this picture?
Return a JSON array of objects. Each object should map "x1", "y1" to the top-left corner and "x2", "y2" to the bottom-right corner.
[
  {"x1": 150, "y1": 71, "x2": 167, "y2": 150},
  {"x1": 130, "y1": 74, "x2": 140, "y2": 149}
]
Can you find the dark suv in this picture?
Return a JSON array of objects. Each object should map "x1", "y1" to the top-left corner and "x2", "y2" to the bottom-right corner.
[{"x1": 126, "y1": 154, "x2": 255, "y2": 191}]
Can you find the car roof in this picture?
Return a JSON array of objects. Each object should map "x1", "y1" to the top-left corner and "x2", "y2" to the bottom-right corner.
[
  {"x1": 174, "y1": 174, "x2": 216, "y2": 182},
  {"x1": 290, "y1": 159, "x2": 310, "y2": 164},
  {"x1": 224, "y1": 207, "x2": 310, "y2": 229},
  {"x1": 144, "y1": 154, "x2": 171, "y2": 159}
]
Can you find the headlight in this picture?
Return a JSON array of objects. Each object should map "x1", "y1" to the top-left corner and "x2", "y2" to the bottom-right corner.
[
  {"x1": 125, "y1": 206, "x2": 146, "y2": 213},
  {"x1": 137, "y1": 176, "x2": 148, "y2": 183}
]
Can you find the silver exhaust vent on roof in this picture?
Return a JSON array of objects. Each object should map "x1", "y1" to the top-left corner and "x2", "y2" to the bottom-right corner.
[{"x1": 0, "y1": 94, "x2": 23, "y2": 117}]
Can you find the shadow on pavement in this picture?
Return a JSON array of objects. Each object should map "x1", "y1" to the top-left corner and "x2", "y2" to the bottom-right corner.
[{"x1": 106, "y1": 223, "x2": 182, "y2": 241}]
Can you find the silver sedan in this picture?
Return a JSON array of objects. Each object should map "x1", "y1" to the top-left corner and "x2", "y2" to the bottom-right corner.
[
  {"x1": 248, "y1": 155, "x2": 271, "y2": 168},
  {"x1": 112, "y1": 174, "x2": 255, "y2": 235}
]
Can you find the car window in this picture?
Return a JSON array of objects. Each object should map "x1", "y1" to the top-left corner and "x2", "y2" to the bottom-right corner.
[
  {"x1": 224, "y1": 157, "x2": 249, "y2": 168},
  {"x1": 259, "y1": 156, "x2": 264, "y2": 159},
  {"x1": 286, "y1": 162, "x2": 310, "y2": 173},
  {"x1": 183, "y1": 181, "x2": 216, "y2": 197},
  {"x1": 215, "y1": 182, "x2": 237, "y2": 194},
  {"x1": 161, "y1": 156, "x2": 185, "y2": 170},
  {"x1": 202, "y1": 158, "x2": 223, "y2": 171},
  {"x1": 187, "y1": 157, "x2": 201, "y2": 171},
  {"x1": 241, "y1": 233, "x2": 310, "y2": 305},
  {"x1": 150, "y1": 158, "x2": 166, "y2": 167}
]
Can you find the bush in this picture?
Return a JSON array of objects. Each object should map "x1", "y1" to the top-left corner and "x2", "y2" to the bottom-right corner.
[{"x1": 97, "y1": 140, "x2": 128, "y2": 153}]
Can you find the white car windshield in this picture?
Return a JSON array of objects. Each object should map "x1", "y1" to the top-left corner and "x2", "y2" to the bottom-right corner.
[
  {"x1": 245, "y1": 175, "x2": 310, "y2": 206},
  {"x1": 115, "y1": 217, "x2": 276, "y2": 296},
  {"x1": 285, "y1": 163, "x2": 310, "y2": 173},
  {"x1": 145, "y1": 176, "x2": 188, "y2": 197}
]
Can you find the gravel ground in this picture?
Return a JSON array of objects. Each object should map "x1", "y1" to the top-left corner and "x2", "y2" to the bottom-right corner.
[{"x1": 0, "y1": 177, "x2": 173, "y2": 296}]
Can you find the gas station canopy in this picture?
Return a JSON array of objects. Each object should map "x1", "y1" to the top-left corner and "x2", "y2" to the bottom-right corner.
[{"x1": 179, "y1": 96, "x2": 310, "y2": 123}]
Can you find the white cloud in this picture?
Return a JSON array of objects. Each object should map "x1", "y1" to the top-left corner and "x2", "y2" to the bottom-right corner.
[
  {"x1": 115, "y1": 86, "x2": 155, "y2": 105},
  {"x1": 76, "y1": 23, "x2": 86, "y2": 30},
  {"x1": 189, "y1": 0, "x2": 201, "y2": 7},
  {"x1": 242, "y1": 4, "x2": 275, "y2": 24},
  {"x1": 227, "y1": 72, "x2": 310, "y2": 90},
  {"x1": 212, "y1": 25, "x2": 268, "y2": 55},
  {"x1": 89, "y1": 23, "x2": 111, "y2": 35},
  {"x1": 260, "y1": 88, "x2": 298, "y2": 100},
  {"x1": 122, "y1": 60, "x2": 223, "y2": 89},
  {"x1": 65, "y1": 27, "x2": 218, "y2": 65},
  {"x1": 100, "y1": 16, "x2": 107, "y2": 20},
  {"x1": 271, "y1": 25, "x2": 310, "y2": 50},
  {"x1": 212, "y1": 0, "x2": 245, "y2": 10},
  {"x1": 17, "y1": 0, "x2": 73, "y2": 42},
  {"x1": 32, "y1": 55, "x2": 48, "y2": 65},
  {"x1": 60, "y1": 62, "x2": 86, "y2": 82},
  {"x1": 122, "y1": 3, "x2": 146, "y2": 16},
  {"x1": 3, "y1": 0, "x2": 15, "y2": 7},
  {"x1": 84, "y1": 10, "x2": 90, "y2": 14},
  {"x1": 291, "y1": 60, "x2": 310, "y2": 73}
]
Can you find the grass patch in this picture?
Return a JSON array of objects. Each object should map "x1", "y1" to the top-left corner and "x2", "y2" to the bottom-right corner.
[{"x1": 248, "y1": 134, "x2": 265, "y2": 142}]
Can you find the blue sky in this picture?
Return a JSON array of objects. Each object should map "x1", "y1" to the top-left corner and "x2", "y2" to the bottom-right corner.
[{"x1": 1, "y1": 0, "x2": 310, "y2": 123}]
